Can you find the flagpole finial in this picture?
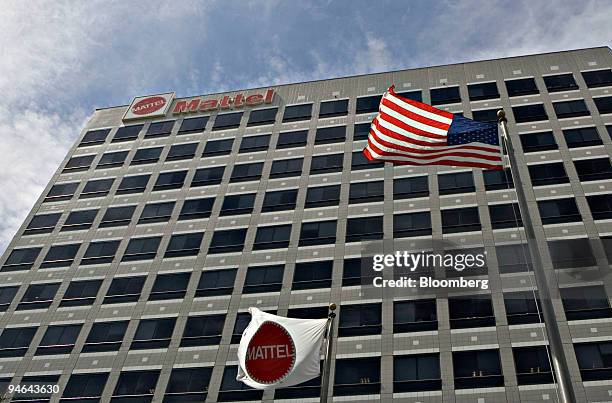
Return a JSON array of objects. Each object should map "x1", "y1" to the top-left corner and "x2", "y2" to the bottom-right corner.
[
  {"x1": 329, "y1": 303, "x2": 337, "y2": 311},
  {"x1": 497, "y1": 109, "x2": 507, "y2": 123}
]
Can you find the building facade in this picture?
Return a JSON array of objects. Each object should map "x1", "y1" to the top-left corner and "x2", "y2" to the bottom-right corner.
[{"x1": 0, "y1": 47, "x2": 612, "y2": 403}]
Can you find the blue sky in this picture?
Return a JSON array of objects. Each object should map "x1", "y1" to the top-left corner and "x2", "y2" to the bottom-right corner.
[{"x1": 0, "y1": 0, "x2": 610, "y2": 253}]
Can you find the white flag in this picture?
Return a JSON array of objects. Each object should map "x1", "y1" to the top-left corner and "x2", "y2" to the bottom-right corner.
[{"x1": 236, "y1": 307, "x2": 328, "y2": 389}]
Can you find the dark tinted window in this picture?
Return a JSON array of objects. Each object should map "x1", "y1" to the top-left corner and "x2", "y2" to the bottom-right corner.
[
  {"x1": 537, "y1": 198, "x2": 581, "y2": 224},
  {"x1": 36, "y1": 324, "x2": 81, "y2": 355},
  {"x1": 239, "y1": 134, "x2": 270, "y2": 153},
  {"x1": 574, "y1": 158, "x2": 612, "y2": 181},
  {"x1": 396, "y1": 90, "x2": 423, "y2": 102},
  {"x1": 438, "y1": 172, "x2": 475, "y2": 195},
  {"x1": 62, "y1": 209, "x2": 98, "y2": 231},
  {"x1": 244, "y1": 265, "x2": 284, "y2": 293},
  {"x1": 468, "y1": 82, "x2": 499, "y2": 101},
  {"x1": 131, "y1": 318, "x2": 176, "y2": 349},
  {"x1": 153, "y1": 170, "x2": 187, "y2": 191},
  {"x1": 352, "y1": 150, "x2": 383, "y2": 170},
  {"x1": 146, "y1": 120, "x2": 174, "y2": 137},
  {"x1": 394, "y1": 212, "x2": 432, "y2": 237},
  {"x1": 356, "y1": 95, "x2": 382, "y2": 114},
  {"x1": 277, "y1": 130, "x2": 307, "y2": 148},
  {"x1": 80, "y1": 178, "x2": 113, "y2": 198},
  {"x1": 334, "y1": 357, "x2": 381, "y2": 396},
  {"x1": 192, "y1": 166, "x2": 224, "y2": 186},
  {"x1": 553, "y1": 99, "x2": 590, "y2": 118},
  {"x1": 339, "y1": 303, "x2": 382, "y2": 336},
  {"x1": 113, "y1": 370, "x2": 160, "y2": 398},
  {"x1": 179, "y1": 198, "x2": 215, "y2": 220},
  {"x1": 394, "y1": 353, "x2": 441, "y2": 392},
  {"x1": 504, "y1": 291, "x2": 540, "y2": 324},
  {"x1": 213, "y1": 112, "x2": 243, "y2": 130},
  {"x1": 305, "y1": 184, "x2": 341, "y2": 208},
  {"x1": 449, "y1": 296, "x2": 495, "y2": 328},
  {"x1": 112, "y1": 124, "x2": 142, "y2": 142},
  {"x1": 587, "y1": 194, "x2": 612, "y2": 220},
  {"x1": 430, "y1": 86, "x2": 461, "y2": 105},
  {"x1": 202, "y1": 138, "x2": 233, "y2": 156},
  {"x1": 181, "y1": 315, "x2": 225, "y2": 347},
  {"x1": 0, "y1": 286, "x2": 19, "y2": 311},
  {"x1": 45, "y1": 182, "x2": 78, "y2": 202},
  {"x1": 81, "y1": 240, "x2": 120, "y2": 265},
  {"x1": 270, "y1": 157, "x2": 303, "y2": 178},
  {"x1": 520, "y1": 131, "x2": 557, "y2": 152},
  {"x1": 220, "y1": 194, "x2": 255, "y2": 216},
  {"x1": 60, "y1": 279, "x2": 102, "y2": 307},
  {"x1": 164, "y1": 233, "x2": 203, "y2": 258},
  {"x1": 505, "y1": 78, "x2": 538, "y2": 96},
  {"x1": 472, "y1": 109, "x2": 498, "y2": 123},
  {"x1": 17, "y1": 283, "x2": 60, "y2": 310},
  {"x1": 98, "y1": 150, "x2": 129, "y2": 168},
  {"x1": 79, "y1": 128, "x2": 109, "y2": 146},
  {"x1": 247, "y1": 108, "x2": 277, "y2": 126},
  {"x1": 103, "y1": 277, "x2": 145, "y2": 304},
  {"x1": 353, "y1": 122, "x2": 371, "y2": 140},
  {"x1": 512, "y1": 104, "x2": 548, "y2": 123},
  {"x1": 394, "y1": 176, "x2": 429, "y2": 199},
  {"x1": 548, "y1": 238, "x2": 596, "y2": 268},
  {"x1": 544, "y1": 73, "x2": 578, "y2": 92},
  {"x1": 513, "y1": 346, "x2": 553, "y2": 385},
  {"x1": 62, "y1": 373, "x2": 109, "y2": 399},
  {"x1": 528, "y1": 162, "x2": 569, "y2": 186},
  {"x1": 582, "y1": 69, "x2": 612, "y2": 88},
  {"x1": 283, "y1": 104, "x2": 312, "y2": 122},
  {"x1": 117, "y1": 174, "x2": 150, "y2": 194},
  {"x1": 483, "y1": 168, "x2": 514, "y2": 190},
  {"x1": 574, "y1": 341, "x2": 612, "y2": 381},
  {"x1": 99, "y1": 205, "x2": 135, "y2": 227},
  {"x1": 219, "y1": 366, "x2": 263, "y2": 401},
  {"x1": 441, "y1": 207, "x2": 481, "y2": 233},
  {"x1": 254, "y1": 224, "x2": 292, "y2": 250},
  {"x1": 315, "y1": 126, "x2": 346, "y2": 144},
  {"x1": 122, "y1": 236, "x2": 161, "y2": 261},
  {"x1": 394, "y1": 299, "x2": 437, "y2": 332},
  {"x1": 167, "y1": 142, "x2": 198, "y2": 160},
  {"x1": 346, "y1": 216, "x2": 383, "y2": 242},
  {"x1": 489, "y1": 203, "x2": 522, "y2": 229},
  {"x1": 230, "y1": 162, "x2": 263, "y2": 182},
  {"x1": 24, "y1": 213, "x2": 60, "y2": 235},
  {"x1": 2, "y1": 247, "x2": 41, "y2": 271},
  {"x1": 196, "y1": 268, "x2": 237, "y2": 297},
  {"x1": 209, "y1": 228, "x2": 247, "y2": 254},
  {"x1": 561, "y1": 285, "x2": 611, "y2": 321},
  {"x1": 64, "y1": 154, "x2": 95, "y2": 172},
  {"x1": 131, "y1": 147, "x2": 162, "y2": 165},
  {"x1": 319, "y1": 99, "x2": 348, "y2": 117},
  {"x1": 0, "y1": 327, "x2": 37, "y2": 357},
  {"x1": 262, "y1": 189, "x2": 297, "y2": 212},
  {"x1": 178, "y1": 116, "x2": 209, "y2": 134},
  {"x1": 138, "y1": 201, "x2": 175, "y2": 224},
  {"x1": 310, "y1": 153, "x2": 343, "y2": 174},
  {"x1": 349, "y1": 181, "x2": 384, "y2": 203},
  {"x1": 453, "y1": 349, "x2": 503, "y2": 388},
  {"x1": 594, "y1": 96, "x2": 612, "y2": 114},
  {"x1": 292, "y1": 261, "x2": 333, "y2": 290},
  {"x1": 150, "y1": 272, "x2": 191, "y2": 300},
  {"x1": 299, "y1": 220, "x2": 336, "y2": 246},
  {"x1": 41, "y1": 243, "x2": 80, "y2": 268},
  {"x1": 496, "y1": 244, "x2": 532, "y2": 274},
  {"x1": 563, "y1": 127, "x2": 602, "y2": 148}
]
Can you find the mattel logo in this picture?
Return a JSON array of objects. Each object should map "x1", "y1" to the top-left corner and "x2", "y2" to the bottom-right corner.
[
  {"x1": 123, "y1": 92, "x2": 175, "y2": 121},
  {"x1": 173, "y1": 89, "x2": 274, "y2": 114}
]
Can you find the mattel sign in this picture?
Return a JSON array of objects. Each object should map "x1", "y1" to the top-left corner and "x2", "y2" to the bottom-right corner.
[
  {"x1": 123, "y1": 92, "x2": 175, "y2": 121},
  {"x1": 172, "y1": 89, "x2": 275, "y2": 114}
]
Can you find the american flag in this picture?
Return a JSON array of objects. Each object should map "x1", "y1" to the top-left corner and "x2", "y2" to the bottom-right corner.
[{"x1": 363, "y1": 85, "x2": 504, "y2": 170}]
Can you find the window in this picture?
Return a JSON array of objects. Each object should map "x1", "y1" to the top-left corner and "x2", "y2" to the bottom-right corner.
[
  {"x1": 131, "y1": 318, "x2": 176, "y2": 350},
  {"x1": 24, "y1": 213, "x2": 60, "y2": 235},
  {"x1": 35, "y1": 324, "x2": 81, "y2": 355},
  {"x1": 277, "y1": 130, "x2": 307, "y2": 149},
  {"x1": 430, "y1": 86, "x2": 461, "y2": 105},
  {"x1": 353, "y1": 122, "x2": 370, "y2": 141},
  {"x1": 82, "y1": 320, "x2": 128, "y2": 352},
  {"x1": 305, "y1": 184, "x2": 341, "y2": 208},
  {"x1": 98, "y1": 150, "x2": 129, "y2": 169},
  {"x1": 548, "y1": 238, "x2": 596, "y2": 268},
  {"x1": 17, "y1": 375, "x2": 59, "y2": 400},
  {"x1": 167, "y1": 142, "x2": 198, "y2": 161},
  {"x1": 393, "y1": 176, "x2": 429, "y2": 199},
  {"x1": 497, "y1": 243, "x2": 532, "y2": 274},
  {"x1": 394, "y1": 299, "x2": 437, "y2": 332},
  {"x1": 150, "y1": 272, "x2": 191, "y2": 300},
  {"x1": 288, "y1": 306, "x2": 328, "y2": 319},
  {"x1": 453, "y1": 349, "x2": 503, "y2": 388},
  {"x1": 2, "y1": 247, "x2": 41, "y2": 271},
  {"x1": 270, "y1": 157, "x2": 303, "y2": 178},
  {"x1": 62, "y1": 209, "x2": 98, "y2": 231},
  {"x1": 219, "y1": 194, "x2": 255, "y2": 217},
  {"x1": 17, "y1": 283, "x2": 60, "y2": 310},
  {"x1": 588, "y1": 194, "x2": 612, "y2": 220},
  {"x1": 122, "y1": 236, "x2": 161, "y2": 261},
  {"x1": 179, "y1": 197, "x2": 214, "y2": 220},
  {"x1": 0, "y1": 327, "x2": 36, "y2": 357},
  {"x1": 544, "y1": 73, "x2": 578, "y2": 92},
  {"x1": 0, "y1": 286, "x2": 18, "y2": 311},
  {"x1": 112, "y1": 370, "x2": 160, "y2": 401},
  {"x1": 202, "y1": 138, "x2": 233, "y2": 156},
  {"x1": 315, "y1": 126, "x2": 346, "y2": 144},
  {"x1": 164, "y1": 367, "x2": 212, "y2": 402},
  {"x1": 334, "y1": 357, "x2": 381, "y2": 396},
  {"x1": 394, "y1": 211, "x2": 432, "y2": 237},
  {"x1": 117, "y1": 174, "x2": 150, "y2": 194},
  {"x1": 528, "y1": 162, "x2": 569, "y2": 186},
  {"x1": 582, "y1": 69, "x2": 612, "y2": 88},
  {"x1": 62, "y1": 373, "x2": 109, "y2": 401},
  {"x1": 153, "y1": 170, "x2": 187, "y2": 191},
  {"x1": 41, "y1": 243, "x2": 80, "y2": 268},
  {"x1": 310, "y1": 153, "x2": 343, "y2": 174},
  {"x1": 164, "y1": 233, "x2": 203, "y2": 258},
  {"x1": 138, "y1": 201, "x2": 175, "y2": 224},
  {"x1": 99, "y1": 205, "x2": 135, "y2": 227},
  {"x1": 299, "y1": 220, "x2": 336, "y2": 246},
  {"x1": 213, "y1": 112, "x2": 243, "y2": 130},
  {"x1": 146, "y1": 120, "x2": 174, "y2": 137},
  {"x1": 504, "y1": 291, "x2": 541, "y2": 324},
  {"x1": 319, "y1": 99, "x2": 348, "y2": 117},
  {"x1": 208, "y1": 228, "x2": 247, "y2": 254},
  {"x1": 60, "y1": 279, "x2": 102, "y2": 307},
  {"x1": 394, "y1": 354, "x2": 441, "y2": 392},
  {"x1": 292, "y1": 261, "x2": 333, "y2": 290},
  {"x1": 468, "y1": 82, "x2": 500, "y2": 101},
  {"x1": 512, "y1": 104, "x2": 548, "y2": 123},
  {"x1": 483, "y1": 168, "x2": 514, "y2": 190},
  {"x1": 81, "y1": 240, "x2": 120, "y2": 265},
  {"x1": 244, "y1": 265, "x2": 284, "y2": 293},
  {"x1": 248, "y1": 107, "x2": 277, "y2": 126},
  {"x1": 520, "y1": 131, "x2": 558, "y2": 152},
  {"x1": 131, "y1": 147, "x2": 162, "y2": 165},
  {"x1": 192, "y1": 166, "x2": 224, "y2": 186},
  {"x1": 537, "y1": 198, "x2": 581, "y2": 224},
  {"x1": 512, "y1": 346, "x2": 553, "y2": 385},
  {"x1": 396, "y1": 90, "x2": 423, "y2": 102},
  {"x1": 563, "y1": 127, "x2": 602, "y2": 148},
  {"x1": 441, "y1": 207, "x2": 480, "y2": 233},
  {"x1": 339, "y1": 303, "x2": 381, "y2": 336},
  {"x1": 349, "y1": 181, "x2": 383, "y2": 203},
  {"x1": 180, "y1": 315, "x2": 225, "y2": 346},
  {"x1": 79, "y1": 128, "x2": 109, "y2": 147},
  {"x1": 574, "y1": 158, "x2": 612, "y2": 181},
  {"x1": 346, "y1": 216, "x2": 383, "y2": 242},
  {"x1": 218, "y1": 366, "x2": 263, "y2": 402},
  {"x1": 438, "y1": 172, "x2": 475, "y2": 195},
  {"x1": 196, "y1": 268, "x2": 236, "y2": 297},
  {"x1": 103, "y1": 276, "x2": 145, "y2": 304},
  {"x1": 239, "y1": 134, "x2": 270, "y2": 153},
  {"x1": 64, "y1": 154, "x2": 94, "y2": 172},
  {"x1": 283, "y1": 104, "x2": 312, "y2": 122},
  {"x1": 342, "y1": 258, "x2": 374, "y2": 286},
  {"x1": 178, "y1": 116, "x2": 209, "y2": 134},
  {"x1": 595, "y1": 96, "x2": 612, "y2": 114},
  {"x1": 44, "y1": 182, "x2": 78, "y2": 202},
  {"x1": 471, "y1": 109, "x2": 499, "y2": 123},
  {"x1": 112, "y1": 124, "x2": 142, "y2": 142},
  {"x1": 505, "y1": 78, "x2": 538, "y2": 96},
  {"x1": 230, "y1": 162, "x2": 263, "y2": 182},
  {"x1": 489, "y1": 203, "x2": 522, "y2": 229},
  {"x1": 448, "y1": 296, "x2": 495, "y2": 328},
  {"x1": 262, "y1": 189, "x2": 297, "y2": 212},
  {"x1": 574, "y1": 341, "x2": 612, "y2": 381},
  {"x1": 561, "y1": 285, "x2": 612, "y2": 320},
  {"x1": 80, "y1": 178, "x2": 114, "y2": 199},
  {"x1": 352, "y1": 150, "x2": 383, "y2": 170},
  {"x1": 254, "y1": 224, "x2": 292, "y2": 250},
  {"x1": 553, "y1": 99, "x2": 590, "y2": 118},
  {"x1": 356, "y1": 95, "x2": 382, "y2": 114}
]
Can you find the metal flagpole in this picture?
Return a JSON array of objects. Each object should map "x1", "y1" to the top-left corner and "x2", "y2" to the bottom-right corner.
[
  {"x1": 497, "y1": 110, "x2": 577, "y2": 403},
  {"x1": 320, "y1": 303, "x2": 337, "y2": 403}
]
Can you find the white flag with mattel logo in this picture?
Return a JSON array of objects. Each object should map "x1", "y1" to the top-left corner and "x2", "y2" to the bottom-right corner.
[{"x1": 236, "y1": 307, "x2": 328, "y2": 389}]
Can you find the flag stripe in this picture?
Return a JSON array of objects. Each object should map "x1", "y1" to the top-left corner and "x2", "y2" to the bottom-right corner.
[
  {"x1": 381, "y1": 97, "x2": 451, "y2": 131},
  {"x1": 363, "y1": 146, "x2": 504, "y2": 170},
  {"x1": 388, "y1": 87, "x2": 454, "y2": 121},
  {"x1": 367, "y1": 138, "x2": 503, "y2": 162}
]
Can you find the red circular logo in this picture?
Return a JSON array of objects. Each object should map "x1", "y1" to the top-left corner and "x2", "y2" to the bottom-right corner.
[
  {"x1": 245, "y1": 321, "x2": 296, "y2": 384},
  {"x1": 132, "y1": 96, "x2": 167, "y2": 115}
]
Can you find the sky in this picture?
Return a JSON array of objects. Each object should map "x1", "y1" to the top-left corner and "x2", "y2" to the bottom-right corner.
[{"x1": 0, "y1": 0, "x2": 610, "y2": 254}]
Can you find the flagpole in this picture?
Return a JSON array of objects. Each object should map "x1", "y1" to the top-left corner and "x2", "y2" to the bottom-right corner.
[
  {"x1": 320, "y1": 303, "x2": 337, "y2": 403},
  {"x1": 497, "y1": 110, "x2": 577, "y2": 403}
]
